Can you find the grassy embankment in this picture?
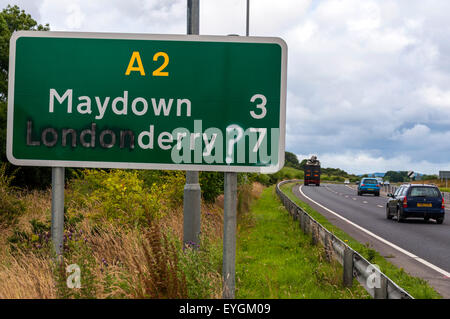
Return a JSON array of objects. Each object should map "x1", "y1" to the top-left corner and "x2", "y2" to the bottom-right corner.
[
  {"x1": 0, "y1": 167, "x2": 225, "y2": 298},
  {"x1": 235, "y1": 185, "x2": 370, "y2": 298},
  {"x1": 280, "y1": 182, "x2": 441, "y2": 299}
]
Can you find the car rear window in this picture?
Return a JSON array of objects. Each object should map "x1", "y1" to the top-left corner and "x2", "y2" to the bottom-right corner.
[
  {"x1": 409, "y1": 187, "x2": 440, "y2": 198},
  {"x1": 363, "y1": 179, "x2": 378, "y2": 184}
]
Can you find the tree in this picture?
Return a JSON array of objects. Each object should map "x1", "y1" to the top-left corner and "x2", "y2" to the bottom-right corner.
[
  {"x1": 299, "y1": 159, "x2": 307, "y2": 170},
  {"x1": 384, "y1": 171, "x2": 408, "y2": 183},
  {"x1": 420, "y1": 174, "x2": 438, "y2": 181},
  {"x1": 0, "y1": 5, "x2": 50, "y2": 188},
  {"x1": 285, "y1": 151, "x2": 301, "y2": 169},
  {"x1": 0, "y1": 5, "x2": 49, "y2": 101}
]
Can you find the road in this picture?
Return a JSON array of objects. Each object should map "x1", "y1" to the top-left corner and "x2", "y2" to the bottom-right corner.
[{"x1": 293, "y1": 183, "x2": 450, "y2": 298}]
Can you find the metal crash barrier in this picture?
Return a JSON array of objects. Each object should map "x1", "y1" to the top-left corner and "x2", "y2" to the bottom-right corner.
[{"x1": 276, "y1": 180, "x2": 414, "y2": 299}]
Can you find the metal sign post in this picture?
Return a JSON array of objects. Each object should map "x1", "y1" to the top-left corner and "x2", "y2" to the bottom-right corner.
[
  {"x1": 183, "y1": 0, "x2": 202, "y2": 249},
  {"x1": 222, "y1": 172, "x2": 237, "y2": 298},
  {"x1": 246, "y1": 0, "x2": 250, "y2": 37},
  {"x1": 222, "y1": 0, "x2": 251, "y2": 299},
  {"x1": 51, "y1": 167, "x2": 65, "y2": 260}
]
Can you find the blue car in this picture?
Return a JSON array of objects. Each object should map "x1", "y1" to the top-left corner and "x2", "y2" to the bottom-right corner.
[
  {"x1": 357, "y1": 178, "x2": 380, "y2": 196},
  {"x1": 386, "y1": 184, "x2": 445, "y2": 224}
]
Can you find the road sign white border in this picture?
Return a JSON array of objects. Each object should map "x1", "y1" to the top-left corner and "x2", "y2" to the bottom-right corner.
[{"x1": 6, "y1": 31, "x2": 287, "y2": 173}]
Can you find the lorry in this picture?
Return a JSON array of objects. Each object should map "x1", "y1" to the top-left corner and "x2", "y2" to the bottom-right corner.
[{"x1": 304, "y1": 155, "x2": 321, "y2": 186}]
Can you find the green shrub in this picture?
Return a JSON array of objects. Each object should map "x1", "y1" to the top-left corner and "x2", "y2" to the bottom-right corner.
[
  {"x1": 178, "y1": 237, "x2": 222, "y2": 298},
  {"x1": 0, "y1": 164, "x2": 25, "y2": 226},
  {"x1": 242, "y1": 167, "x2": 305, "y2": 186},
  {"x1": 7, "y1": 216, "x2": 54, "y2": 253},
  {"x1": 163, "y1": 171, "x2": 186, "y2": 206},
  {"x1": 140, "y1": 170, "x2": 225, "y2": 205},
  {"x1": 200, "y1": 171, "x2": 224, "y2": 203},
  {"x1": 68, "y1": 169, "x2": 165, "y2": 226},
  {"x1": 253, "y1": 173, "x2": 271, "y2": 186},
  {"x1": 138, "y1": 170, "x2": 186, "y2": 207}
]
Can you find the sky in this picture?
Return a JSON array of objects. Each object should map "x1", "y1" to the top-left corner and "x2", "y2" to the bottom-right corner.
[{"x1": 2, "y1": 0, "x2": 450, "y2": 175}]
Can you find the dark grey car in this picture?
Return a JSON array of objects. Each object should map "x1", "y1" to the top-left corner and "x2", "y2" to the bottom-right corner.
[{"x1": 386, "y1": 184, "x2": 445, "y2": 224}]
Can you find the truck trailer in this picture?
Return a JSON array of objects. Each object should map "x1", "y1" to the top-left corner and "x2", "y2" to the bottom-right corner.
[{"x1": 304, "y1": 155, "x2": 321, "y2": 186}]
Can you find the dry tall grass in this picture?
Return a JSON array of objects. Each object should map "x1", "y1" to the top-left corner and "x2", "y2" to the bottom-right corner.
[
  {"x1": 0, "y1": 180, "x2": 260, "y2": 299},
  {"x1": 0, "y1": 249, "x2": 55, "y2": 298}
]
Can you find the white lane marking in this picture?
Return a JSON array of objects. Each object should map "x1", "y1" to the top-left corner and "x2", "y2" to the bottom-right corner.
[
  {"x1": 299, "y1": 185, "x2": 450, "y2": 278},
  {"x1": 352, "y1": 198, "x2": 357, "y2": 201},
  {"x1": 363, "y1": 201, "x2": 368, "y2": 204},
  {"x1": 377, "y1": 205, "x2": 383, "y2": 208},
  {"x1": 345, "y1": 195, "x2": 349, "y2": 198}
]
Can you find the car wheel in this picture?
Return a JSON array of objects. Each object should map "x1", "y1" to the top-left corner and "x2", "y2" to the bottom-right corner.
[
  {"x1": 386, "y1": 206, "x2": 392, "y2": 220},
  {"x1": 436, "y1": 217, "x2": 444, "y2": 224},
  {"x1": 396, "y1": 209, "x2": 404, "y2": 223},
  {"x1": 424, "y1": 216, "x2": 430, "y2": 222},
  {"x1": 357, "y1": 191, "x2": 361, "y2": 196},
  {"x1": 375, "y1": 192, "x2": 380, "y2": 197}
]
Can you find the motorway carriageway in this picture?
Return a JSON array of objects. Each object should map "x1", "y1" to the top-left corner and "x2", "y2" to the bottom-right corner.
[{"x1": 293, "y1": 183, "x2": 450, "y2": 298}]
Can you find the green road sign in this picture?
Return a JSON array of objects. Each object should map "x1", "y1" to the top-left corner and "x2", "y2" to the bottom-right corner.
[{"x1": 7, "y1": 31, "x2": 287, "y2": 173}]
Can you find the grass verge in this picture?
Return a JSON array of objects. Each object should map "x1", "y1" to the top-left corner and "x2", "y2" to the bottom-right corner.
[
  {"x1": 281, "y1": 182, "x2": 441, "y2": 299},
  {"x1": 235, "y1": 185, "x2": 370, "y2": 298}
]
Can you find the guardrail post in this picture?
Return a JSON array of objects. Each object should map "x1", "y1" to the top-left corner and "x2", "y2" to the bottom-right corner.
[
  {"x1": 311, "y1": 222, "x2": 318, "y2": 245},
  {"x1": 374, "y1": 276, "x2": 388, "y2": 299},
  {"x1": 300, "y1": 212, "x2": 306, "y2": 233},
  {"x1": 298, "y1": 211, "x2": 302, "y2": 229},
  {"x1": 305, "y1": 216, "x2": 310, "y2": 234},
  {"x1": 343, "y1": 246, "x2": 353, "y2": 287},
  {"x1": 324, "y1": 232, "x2": 332, "y2": 261}
]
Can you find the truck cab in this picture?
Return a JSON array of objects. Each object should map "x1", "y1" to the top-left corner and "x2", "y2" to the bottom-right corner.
[{"x1": 304, "y1": 156, "x2": 321, "y2": 186}]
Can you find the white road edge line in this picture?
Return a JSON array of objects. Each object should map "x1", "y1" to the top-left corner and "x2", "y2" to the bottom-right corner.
[{"x1": 299, "y1": 185, "x2": 450, "y2": 278}]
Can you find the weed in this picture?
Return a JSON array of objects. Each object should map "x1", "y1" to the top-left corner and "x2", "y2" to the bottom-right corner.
[
  {"x1": 130, "y1": 224, "x2": 188, "y2": 298},
  {"x1": 0, "y1": 164, "x2": 25, "y2": 227}
]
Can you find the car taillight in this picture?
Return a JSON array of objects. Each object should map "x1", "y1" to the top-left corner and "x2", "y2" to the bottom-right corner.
[
  {"x1": 376, "y1": 184, "x2": 380, "y2": 187},
  {"x1": 403, "y1": 197, "x2": 408, "y2": 208},
  {"x1": 361, "y1": 184, "x2": 365, "y2": 187},
  {"x1": 442, "y1": 197, "x2": 445, "y2": 209}
]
